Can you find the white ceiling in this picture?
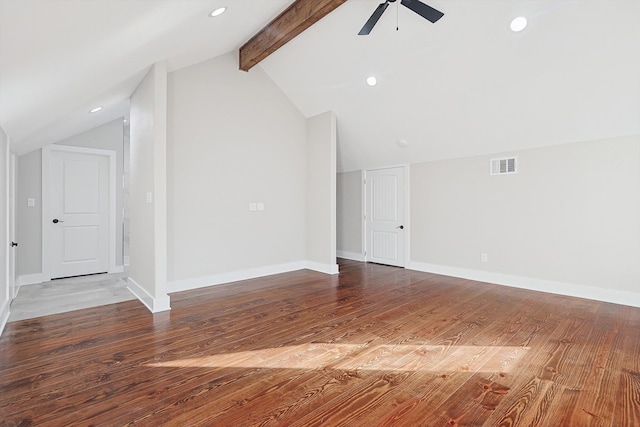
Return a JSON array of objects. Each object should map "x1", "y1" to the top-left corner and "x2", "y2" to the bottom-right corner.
[
  {"x1": 1, "y1": 0, "x2": 639, "y2": 171},
  {"x1": 0, "y1": 0, "x2": 291, "y2": 154}
]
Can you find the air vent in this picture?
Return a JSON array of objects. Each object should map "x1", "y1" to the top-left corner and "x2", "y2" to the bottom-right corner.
[{"x1": 490, "y1": 157, "x2": 517, "y2": 175}]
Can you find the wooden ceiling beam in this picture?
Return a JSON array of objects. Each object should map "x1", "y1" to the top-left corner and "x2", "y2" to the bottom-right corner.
[{"x1": 239, "y1": 0, "x2": 347, "y2": 72}]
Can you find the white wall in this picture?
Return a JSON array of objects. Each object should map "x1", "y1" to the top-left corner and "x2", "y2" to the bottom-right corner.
[
  {"x1": 409, "y1": 135, "x2": 640, "y2": 307},
  {"x1": 306, "y1": 111, "x2": 338, "y2": 274},
  {"x1": 166, "y1": 53, "x2": 309, "y2": 290},
  {"x1": 16, "y1": 150, "x2": 42, "y2": 278},
  {"x1": 128, "y1": 62, "x2": 170, "y2": 312},
  {"x1": 0, "y1": 126, "x2": 9, "y2": 333},
  {"x1": 336, "y1": 170, "x2": 363, "y2": 260}
]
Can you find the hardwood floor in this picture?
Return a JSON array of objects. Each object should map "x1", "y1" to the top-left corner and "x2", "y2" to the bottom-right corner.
[{"x1": 1, "y1": 259, "x2": 638, "y2": 426}]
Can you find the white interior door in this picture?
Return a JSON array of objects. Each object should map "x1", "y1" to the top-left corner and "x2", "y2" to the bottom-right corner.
[
  {"x1": 44, "y1": 146, "x2": 113, "y2": 279},
  {"x1": 365, "y1": 166, "x2": 407, "y2": 267}
]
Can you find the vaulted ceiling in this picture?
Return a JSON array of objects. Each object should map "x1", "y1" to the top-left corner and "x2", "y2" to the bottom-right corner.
[{"x1": 1, "y1": 1, "x2": 639, "y2": 171}]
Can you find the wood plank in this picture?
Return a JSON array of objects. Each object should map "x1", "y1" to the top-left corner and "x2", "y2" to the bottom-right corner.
[
  {"x1": 4, "y1": 269, "x2": 454, "y2": 424},
  {"x1": 79, "y1": 273, "x2": 484, "y2": 426},
  {"x1": 286, "y1": 284, "x2": 541, "y2": 426},
  {"x1": 374, "y1": 291, "x2": 583, "y2": 426},
  {"x1": 0, "y1": 259, "x2": 637, "y2": 426},
  {"x1": 614, "y1": 306, "x2": 640, "y2": 427},
  {"x1": 238, "y1": 0, "x2": 347, "y2": 71}
]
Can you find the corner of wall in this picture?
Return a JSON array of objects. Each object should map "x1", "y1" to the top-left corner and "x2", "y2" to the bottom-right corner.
[
  {"x1": 127, "y1": 277, "x2": 171, "y2": 313},
  {"x1": 305, "y1": 111, "x2": 337, "y2": 268},
  {"x1": 336, "y1": 250, "x2": 365, "y2": 262},
  {"x1": 18, "y1": 273, "x2": 46, "y2": 286},
  {"x1": 336, "y1": 170, "x2": 364, "y2": 256},
  {"x1": 306, "y1": 261, "x2": 339, "y2": 275},
  {"x1": 0, "y1": 300, "x2": 9, "y2": 338},
  {"x1": 129, "y1": 61, "x2": 169, "y2": 309}
]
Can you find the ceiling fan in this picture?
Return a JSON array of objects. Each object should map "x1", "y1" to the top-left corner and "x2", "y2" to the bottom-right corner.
[{"x1": 358, "y1": 0, "x2": 444, "y2": 35}]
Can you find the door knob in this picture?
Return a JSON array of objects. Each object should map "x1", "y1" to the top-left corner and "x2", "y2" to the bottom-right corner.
[
  {"x1": 52, "y1": 218, "x2": 64, "y2": 224},
  {"x1": 11, "y1": 241, "x2": 18, "y2": 247},
  {"x1": 396, "y1": 225, "x2": 404, "y2": 230}
]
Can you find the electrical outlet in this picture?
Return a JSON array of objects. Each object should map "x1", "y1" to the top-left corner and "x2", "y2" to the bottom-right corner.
[{"x1": 481, "y1": 253, "x2": 488, "y2": 263}]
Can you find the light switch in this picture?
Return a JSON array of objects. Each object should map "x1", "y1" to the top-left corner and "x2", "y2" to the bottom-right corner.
[
  {"x1": 146, "y1": 192, "x2": 153, "y2": 204},
  {"x1": 256, "y1": 202, "x2": 265, "y2": 211},
  {"x1": 27, "y1": 198, "x2": 35, "y2": 207},
  {"x1": 249, "y1": 203, "x2": 257, "y2": 211}
]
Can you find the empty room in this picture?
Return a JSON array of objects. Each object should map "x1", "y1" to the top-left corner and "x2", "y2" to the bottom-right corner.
[{"x1": 0, "y1": 0, "x2": 638, "y2": 426}]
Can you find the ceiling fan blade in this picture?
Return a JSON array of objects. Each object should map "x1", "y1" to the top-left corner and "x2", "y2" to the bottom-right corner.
[
  {"x1": 400, "y1": 0, "x2": 444, "y2": 23},
  {"x1": 358, "y1": 2, "x2": 390, "y2": 35}
]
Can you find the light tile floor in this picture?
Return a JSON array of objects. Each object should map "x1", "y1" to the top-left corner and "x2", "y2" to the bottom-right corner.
[{"x1": 8, "y1": 273, "x2": 136, "y2": 322}]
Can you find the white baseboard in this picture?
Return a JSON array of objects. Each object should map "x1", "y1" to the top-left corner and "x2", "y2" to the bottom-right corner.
[
  {"x1": 168, "y1": 261, "x2": 307, "y2": 293},
  {"x1": 0, "y1": 300, "x2": 10, "y2": 338},
  {"x1": 337, "y1": 250, "x2": 365, "y2": 262},
  {"x1": 407, "y1": 261, "x2": 640, "y2": 308},
  {"x1": 168, "y1": 260, "x2": 340, "y2": 293},
  {"x1": 18, "y1": 273, "x2": 47, "y2": 286},
  {"x1": 127, "y1": 277, "x2": 171, "y2": 313},
  {"x1": 306, "y1": 261, "x2": 339, "y2": 275},
  {"x1": 110, "y1": 265, "x2": 125, "y2": 274}
]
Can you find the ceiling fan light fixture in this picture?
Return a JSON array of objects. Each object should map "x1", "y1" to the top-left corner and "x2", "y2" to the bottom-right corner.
[
  {"x1": 210, "y1": 7, "x2": 227, "y2": 17},
  {"x1": 358, "y1": 0, "x2": 444, "y2": 35},
  {"x1": 89, "y1": 106, "x2": 103, "y2": 113},
  {"x1": 366, "y1": 76, "x2": 377, "y2": 86},
  {"x1": 510, "y1": 16, "x2": 527, "y2": 32}
]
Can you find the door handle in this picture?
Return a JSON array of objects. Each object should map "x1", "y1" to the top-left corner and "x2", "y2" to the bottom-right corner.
[
  {"x1": 11, "y1": 242, "x2": 18, "y2": 247},
  {"x1": 396, "y1": 225, "x2": 404, "y2": 230},
  {"x1": 52, "y1": 219, "x2": 64, "y2": 224}
]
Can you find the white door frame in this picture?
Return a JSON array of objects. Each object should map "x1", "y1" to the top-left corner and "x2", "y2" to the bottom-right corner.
[
  {"x1": 42, "y1": 145, "x2": 117, "y2": 280},
  {"x1": 8, "y1": 152, "x2": 17, "y2": 298},
  {"x1": 363, "y1": 164, "x2": 410, "y2": 267}
]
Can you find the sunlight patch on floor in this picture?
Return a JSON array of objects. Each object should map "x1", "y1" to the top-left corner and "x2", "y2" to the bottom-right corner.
[{"x1": 146, "y1": 343, "x2": 529, "y2": 373}]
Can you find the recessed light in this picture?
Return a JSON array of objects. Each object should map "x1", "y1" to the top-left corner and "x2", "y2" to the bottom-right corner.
[
  {"x1": 510, "y1": 16, "x2": 527, "y2": 32},
  {"x1": 210, "y1": 7, "x2": 226, "y2": 17},
  {"x1": 366, "y1": 76, "x2": 377, "y2": 86},
  {"x1": 397, "y1": 139, "x2": 409, "y2": 148},
  {"x1": 89, "y1": 106, "x2": 103, "y2": 113}
]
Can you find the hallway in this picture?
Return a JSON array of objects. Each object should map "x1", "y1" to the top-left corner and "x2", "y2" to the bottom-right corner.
[{"x1": 8, "y1": 273, "x2": 135, "y2": 322}]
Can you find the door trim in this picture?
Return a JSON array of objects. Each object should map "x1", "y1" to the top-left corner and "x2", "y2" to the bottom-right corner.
[
  {"x1": 42, "y1": 145, "x2": 117, "y2": 281},
  {"x1": 9, "y1": 152, "x2": 17, "y2": 299},
  {"x1": 363, "y1": 164, "x2": 410, "y2": 267}
]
